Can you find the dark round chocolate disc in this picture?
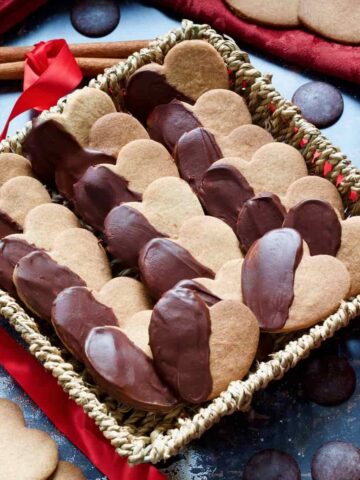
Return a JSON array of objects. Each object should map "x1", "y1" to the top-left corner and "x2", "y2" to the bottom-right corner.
[
  {"x1": 71, "y1": 0, "x2": 120, "y2": 38},
  {"x1": 311, "y1": 441, "x2": 360, "y2": 480},
  {"x1": 292, "y1": 81, "x2": 344, "y2": 128},
  {"x1": 243, "y1": 449, "x2": 301, "y2": 480},
  {"x1": 302, "y1": 354, "x2": 356, "y2": 406}
]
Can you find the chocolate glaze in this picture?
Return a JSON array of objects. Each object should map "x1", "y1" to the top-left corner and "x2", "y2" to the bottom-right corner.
[
  {"x1": 23, "y1": 120, "x2": 115, "y2": 199},
  {"x1": 242, "y1": 228, "x2": 303, "y2": 331},
  {"x1": 0, "y1": 210, "x2": 22, "y2": 238},
  {"x1": 73, "y1": 165, "x2": 141, "y2": 231},
  {"x1": 104, "y1": 205, "x2": 166, "y2": 268},
  {"x1": 174, "y1": 279, "x2": 220, "y2": 307},
  {"x1": 283, "y1": 199, "x2": 342, "y2": 256},
  {"x1": 150, "y1": 287, "x2": 212, "y2": 403},
  {"x1": 147, "y1": 100, "x2": 201, "y2": 153},
  {"x1": 14, "y1": 250, "x2": 86, "y2": 321},
  {"x1": 84, "y1": 326, "x2": 179, "y2": 411},
  {"x1": 124, "y1": 64, "x2": 193, "y2": 124},
  {"x1": 199, "y1": 164, "x2": 254, "y2": 230},
  {"x1": 174, "y1": 127, "x2": 222, "y2": 193},
  {"x1": 139, "y1": 238, "x2": 215, "y2": 300},
  {"x1": 52, "y1": 286, "x2": 119, "y2": 361},
  {"x1": 237, "y1": 193, "x2": 286, "y2": 253},
  {"x1": 0, "y1": 237, "x2": 39, "y2": 296}
]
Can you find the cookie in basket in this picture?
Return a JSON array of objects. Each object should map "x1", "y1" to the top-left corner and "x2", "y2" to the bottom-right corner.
[
  {"x1": 0, "y1": 203, "x2": 80, "y2": 296},
  {"x1": 73, "y1": 139, "x2": 179, "y2": 230},
  {"x1": 0, "y1": 399, "x2": 58, "y2": 480},
  {"x1": 139, "y1": 215, "x2": 243, "y2": 299},
  {"x1": 147, "y1": 89, "x2": 252, "y2": 152},
  {"x1": 242, "y1": 228, "x2": 350, "y2": 332},
  {"x1": 104, "y1": 176, "x2": 203, "y2": 267},
  {"x1": 124, "y1": 40, "x2": 229, "y2": 123},
  {"x1": 13, "y1": 227, "x2": 111, "y2": 320},
  {"x1": 175, "y1": 125, "x2": 274, "y2": 192}
]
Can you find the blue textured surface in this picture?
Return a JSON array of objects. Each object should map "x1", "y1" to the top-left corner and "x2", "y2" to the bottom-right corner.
[{"x1": 0, "y1": 2, "x2": 360, "y2": 479}]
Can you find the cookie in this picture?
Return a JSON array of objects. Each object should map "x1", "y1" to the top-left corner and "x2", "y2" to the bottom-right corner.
[
  {"x1": 225, "y1": 0, "x2": 300, "y2": 27},
  {"x1": 149, "y1": 285, "x2": 259, "y2": 402},
  {"x1": 298, "y1": 0, "x2": 360, "y2": 45},
  {"x1": 73, "y1": 139, "x2": 178, "y2": 230},
  {"x1": 0, "y1": 176, "x2": 51, "y2": 238},
  {"x1": 147, "y1": 89, "x2": 252, "y2": 152},
  {"x1": 139, "y1": 216, "x2": 243, "y2": 299},
  {"x1": 104, "y1": 177, "x2": 203, "y2": 266},
  {"x1": 175, "y1": 125, "x2": 274, "y2": 193},
  {"x1": 334, "y1": 217, "x2": 360, "y2": 297},
  {"x1": 0, "y1": 153, "x2": 33, "y2": 185},
  {"x1": 49, "y1": 461, "x2": 86, "y2": 480},
  {"x1": 124, "y1": 40, "x2": 229, "y2": 123},
  {"x1": 292, "y1": 82, "x2": 344, "y2": 128},
  {"x1": 88, "y1": 112, "x2": 149, "y2": 157},
  {"x1": 0, "y1": 203, "x2": 80, "y2": 296},
  {"x1": 14, "y1": 227, "x2": 111, "y2": 320},
  {"x1": 241, "y1": 228, "x2": 350, "y2": 332},
  {"x1": 52, "y1": 277, "x2": 152, "y2": 361},
  {"x1": 0, "y1": 398, "x2": 58, "y2": 480},
  {"x1": 71, "y1": 0, "x2": 120, "y2": 38}
]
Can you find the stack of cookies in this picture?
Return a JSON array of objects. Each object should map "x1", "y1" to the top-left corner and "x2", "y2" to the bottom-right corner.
[{"x1": 0, "y1": 40, "x2": 358, "y2": 412}]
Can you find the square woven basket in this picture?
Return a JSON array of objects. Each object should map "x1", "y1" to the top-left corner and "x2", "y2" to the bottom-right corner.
[{"x1": 1, "y1": 20, "x2": 360, "y2": 465}]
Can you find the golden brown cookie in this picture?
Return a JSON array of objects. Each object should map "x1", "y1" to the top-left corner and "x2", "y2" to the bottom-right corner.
[
  {"x1": 0, "y1": 398, "x2": 58, "y2": 480},
  {"x1": 49, "y1": 461, "x2": 86, "y2": 480},
  {"x1": 225, "y1": 0, "x2": 300, "y2": 27},
  {"x1": 337, "y1": 217, "x2": 360, "y2": 297},
  {"x1": 298, "y1": 0, "x2": 360, "y2": 44},
  {"x1": 88, "y1": 112, "x2": 149, "y2": 157},
  {"x1": 195, "y1": 258, "x2": 243, "y2": 301},
  {"x1": 0, "y1": 153, "x2": 33, "y2": 186}
]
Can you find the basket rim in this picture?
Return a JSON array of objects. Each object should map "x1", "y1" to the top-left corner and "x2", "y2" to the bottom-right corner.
[{"x1": 0, "y1": 19, "x2": 359, "y2": 465}]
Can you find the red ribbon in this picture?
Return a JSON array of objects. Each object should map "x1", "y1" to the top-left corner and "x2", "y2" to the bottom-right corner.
[
  {"x1": 0, "y1": 39, "x2": 83, "y2": 140},
  {"x1": 0, "y1": 326, "x2": 166, "y2": 480}
]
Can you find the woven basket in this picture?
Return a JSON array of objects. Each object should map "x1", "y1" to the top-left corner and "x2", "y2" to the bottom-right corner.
[{"x1": 0, "y1": 20, "x2": 360, "y2": 465}]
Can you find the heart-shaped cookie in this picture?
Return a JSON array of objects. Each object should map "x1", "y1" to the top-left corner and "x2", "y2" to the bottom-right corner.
[
  {"x1": 149, "y1": 285, "x2": 259, "y2": 402},
  {"x1": 14, "y1": 227, "x2": 111, "y2": 320},
  {"x1": 44, "y1": 86, "x2": 116, "y2": 146},
  {"x1": 242, "y1": 228, "x2": 350, "y2": 332},
  {"x1": 147, "y1": 89, "x2": 252, "y2": 152},
  {"x1": 0, "y1": 399, "x2": 58, "y2": 480},
  {"x1": 225, "y1": 0, "x2": 300, "y2": 27},
  {"x1": 175, "y1": 125, "x2": 274, "y2": 192},
  {"x1": 139, "y1": 215, "x2": 243, "y2": 299},
  {"x1": 124, "y1": 40, "x2": 229, "y2": 123},
  {"x1": 73, "y1": 139, "x2": 178, "y2": 230},
  {"x1": 0, "y1": 153, "x2": 33, "y2": 186}
]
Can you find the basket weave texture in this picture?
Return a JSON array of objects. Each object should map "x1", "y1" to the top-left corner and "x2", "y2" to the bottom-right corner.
[{"x1": 0, "y1": 20, "x2": 360, "y2": 465}]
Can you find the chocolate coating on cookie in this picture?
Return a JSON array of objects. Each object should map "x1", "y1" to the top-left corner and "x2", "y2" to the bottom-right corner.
[
  {"x1": 242, "y1": 228, "x2": 303, "y2": 330},
  {"x1": 237, "y1": 193, "x2": 286, "y2": 253},
  {"x1": 124, "y1": 64, "x2": 193, "y2": 124},
  {"x1": 199, "y1": 164, "x2": 254, "y2": 230},
  {"x1": 283, "y1": 199, "x2": 341, "y2": 256},
  {"x1": 52, "y1": 286, "x2": 119, "y2": 361},
  {"x1": 139, "y1": 238, "x2": 215, "y2": 300},
  {"x1": 85, "y1": 325, "x2": 179, "y2": 411},
  {"x1": 14, "y1": 250, "x2": 86, "y2": 320},
  {"x1": 174, "y1": 279, "x2": 220, "y2": 307},
  {"x1": 175, "y1": 127, "x2": 222, "y2": 193},
  {"x1": 73, "y1": 165, "x2": 141, "y2": 231},
  {"x1": 147, "y1": 100, "x2": 201, "y2": 153},
  {"x1": 104, "y1": 205, "x2": 166, "y2": 268},
  {"x1": 0, "y1": 211, "x2": 22, "y2": 238},
  {"x1": 150, "y1": 287, "x2": 212, "y2": 403},
  {"x1": 0, "y1": 237, "x2": 39, "y2": 296}
]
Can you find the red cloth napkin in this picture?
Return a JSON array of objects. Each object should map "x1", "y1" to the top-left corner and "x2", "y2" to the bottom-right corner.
[
  {"x1": 150, "y1": 0, "x2": 360, "y2": 85},
  {"x1": 0, "y1": 0, "x2": 47, "y2": 35}
]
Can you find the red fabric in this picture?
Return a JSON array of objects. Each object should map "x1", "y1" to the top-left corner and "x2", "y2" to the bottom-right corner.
[
  {"x1": 0, "y1": 0, "x2": 47, "y2": 35},
  {"x1": 0, "y1": 326, "x2": 166, "y2": 480},
  {"x1": 0, "y1": 39, "x2": 83, "y2": 140},
  {"x1": 150, "y1": 0, "x2": 360, "y2": 84}
]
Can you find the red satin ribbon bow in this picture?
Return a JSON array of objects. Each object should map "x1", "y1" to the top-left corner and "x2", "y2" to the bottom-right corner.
[{"x1": 0, "y1": 38, "x2": 83, "y2": 140}]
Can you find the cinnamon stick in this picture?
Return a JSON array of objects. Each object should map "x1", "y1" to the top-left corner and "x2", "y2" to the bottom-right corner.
[
  {"x1": 0, "y1": 40, "x2": 150, "y2": 63},
  {"x1": 0, "y1": 57, "x2": 126, "y2": 80}
]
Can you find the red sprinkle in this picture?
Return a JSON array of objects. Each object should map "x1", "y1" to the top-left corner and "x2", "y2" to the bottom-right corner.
[
  {"x1": 323, "y1": 161, "x2": 333, "y2": 176},
  {"x1": 349, "y1": 190, "x2": 359, "y2": 202},
  {"x1": 336, "y1": 174, "x2": 344, "y2": 187},
  {"x1": 299, "y1": 137, "x2": 308, "y2": 147},
  {"x1": 269, "y1": 102, "x2": 276, "y2": 113}
]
